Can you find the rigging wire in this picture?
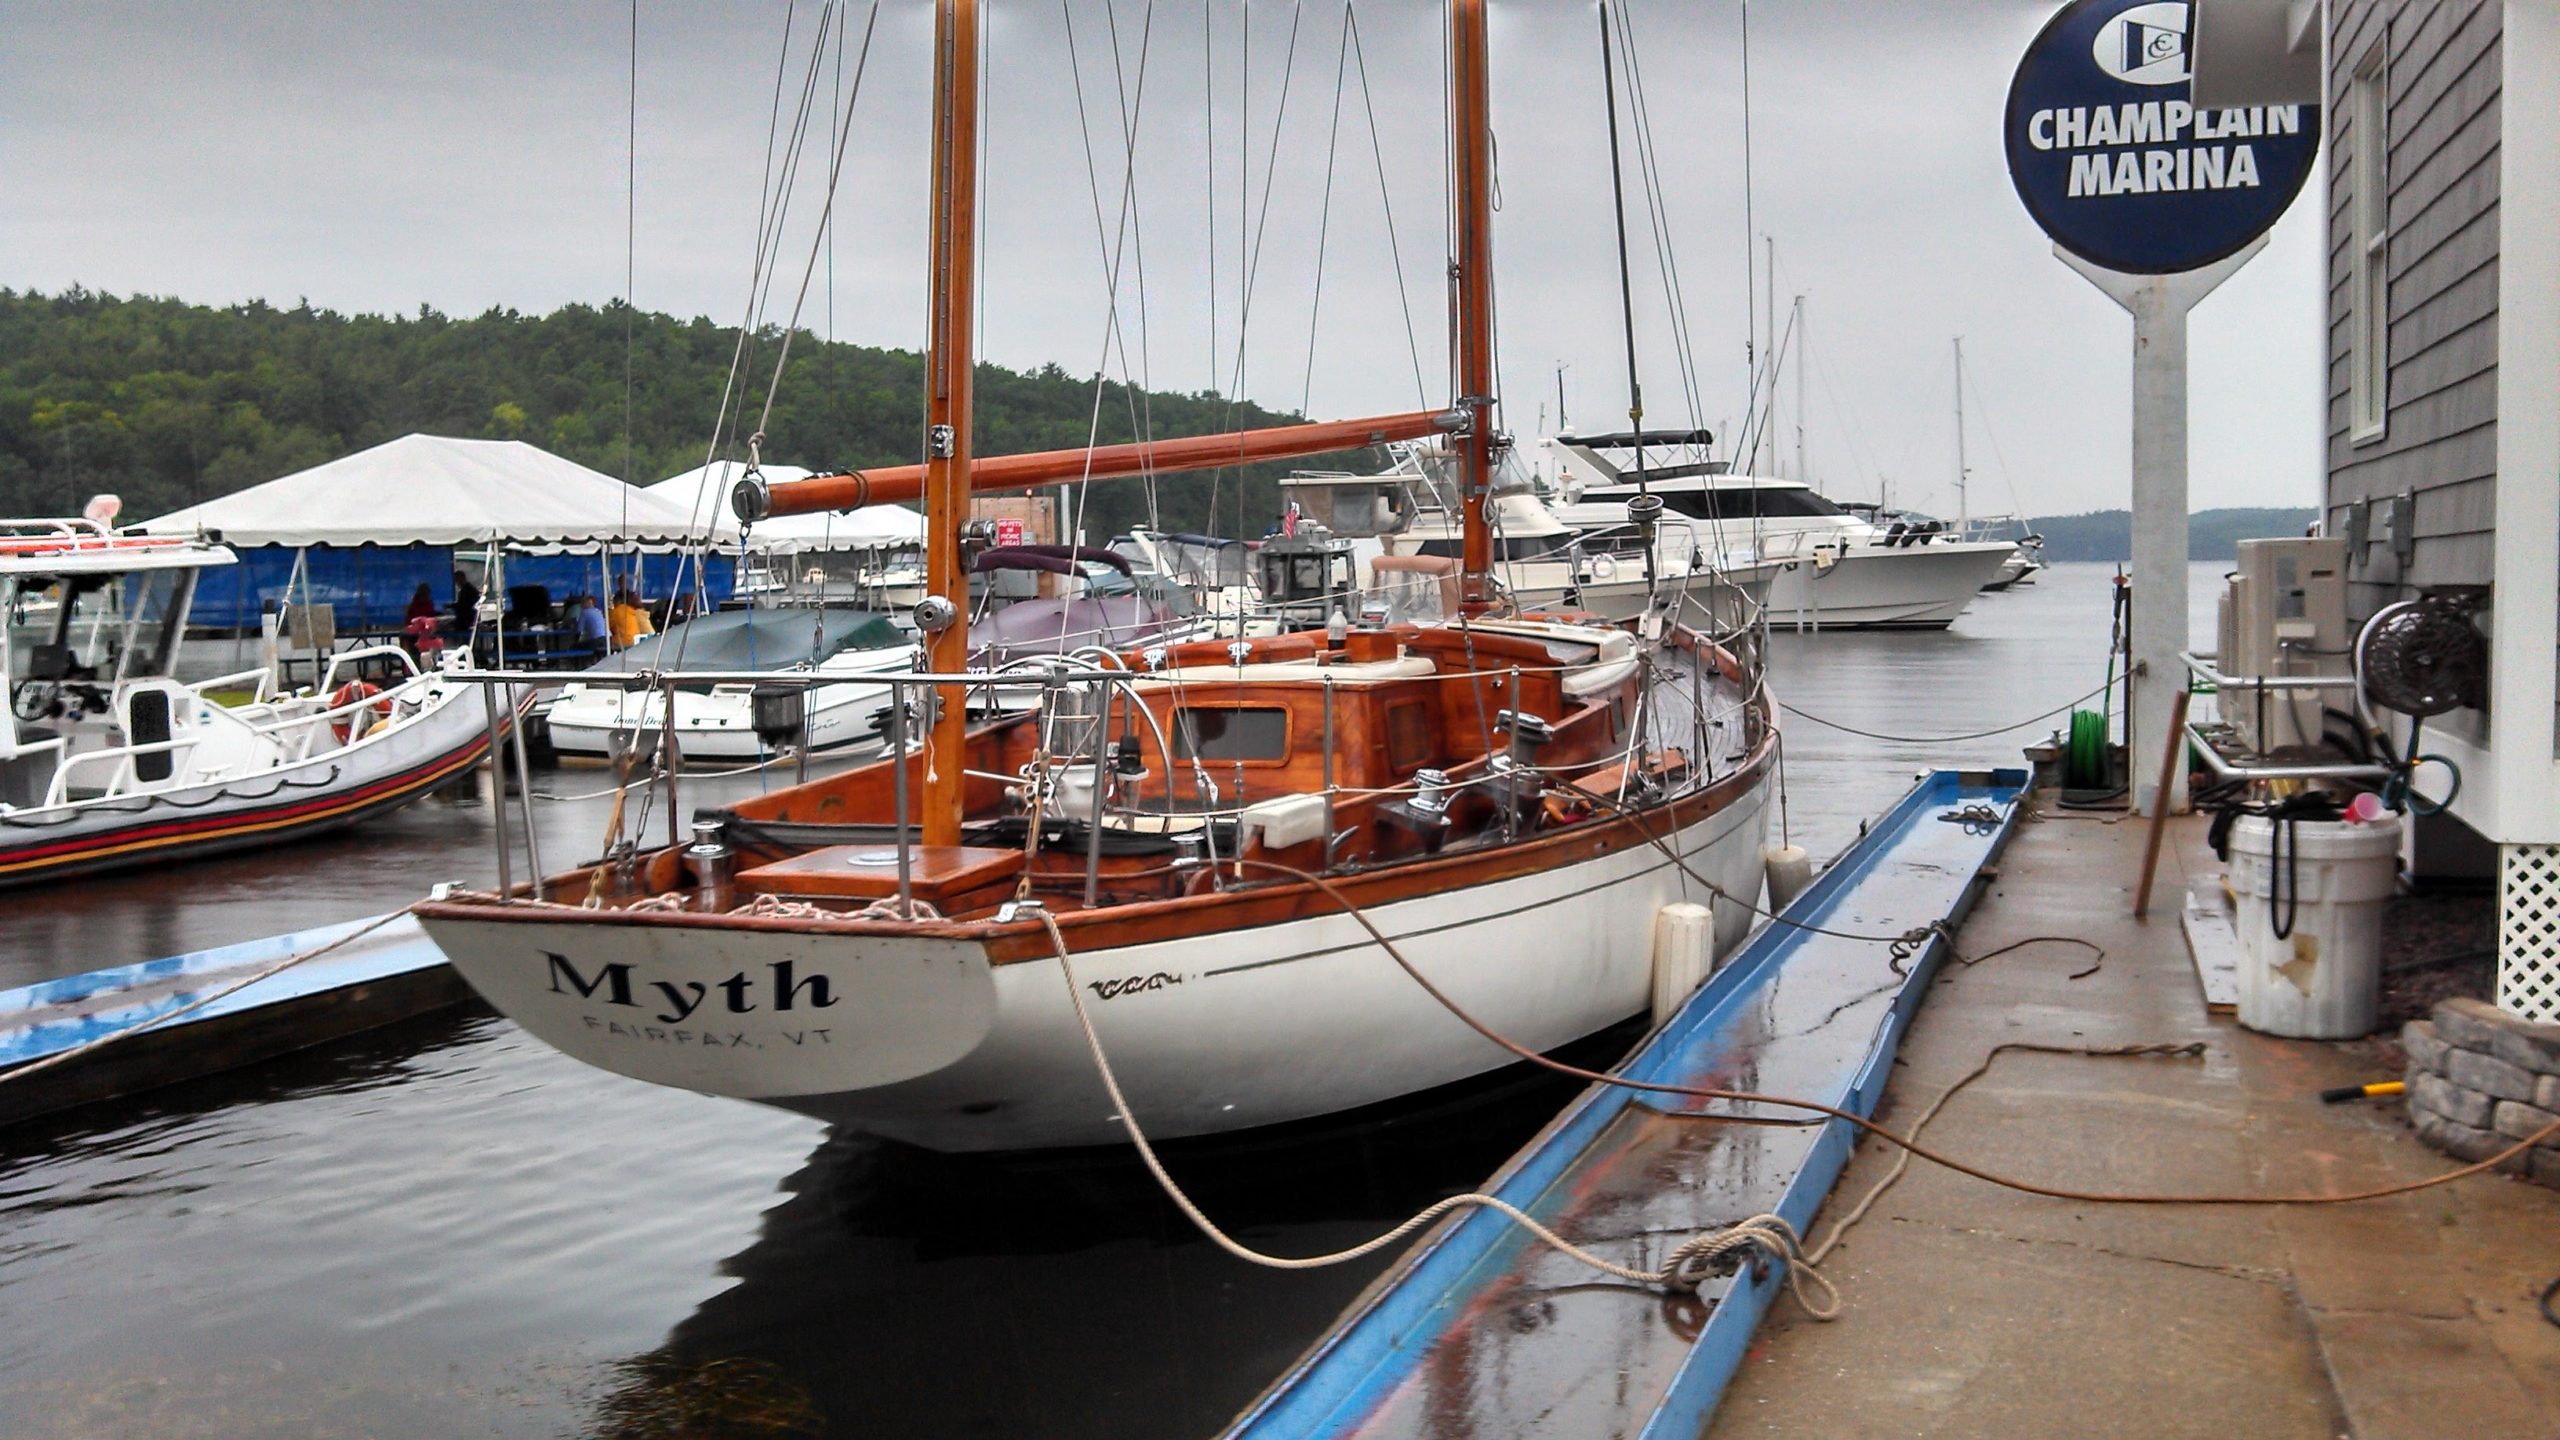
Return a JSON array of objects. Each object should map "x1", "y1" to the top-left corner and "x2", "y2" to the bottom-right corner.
[
  {"x1": 750, "y1": 4, "x2": 882, "y2": 448},
  {"x1": 1345, "y1": 6, "x2": 1431, "y2": 411},
  {"x1": 618, "y1": 0, "x2": 637, "y2": 580},
  {"x1": 1062, "y1": 0, "x2": 1160, "y2": 550},
  {"x1": 1611, "y1": 1, "x2": 1708, "y2": 430},
  {"x1": 1219, "y1": 0, "x2": 1308, "y2": 541},
  {"x1": 1737, "y1": 0, "x2": 1758, "y2": 452},
  {"x1": 1298, "y1": 2, "x2": 1355, "y2": 417},
  {"x1": 1100, "y1": 0, "x2": 1164, "y2": 535}
]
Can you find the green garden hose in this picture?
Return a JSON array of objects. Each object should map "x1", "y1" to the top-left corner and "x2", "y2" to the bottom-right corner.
[{"x1": 2065, "y1": 708, "x2": 2109, "y2": 790}]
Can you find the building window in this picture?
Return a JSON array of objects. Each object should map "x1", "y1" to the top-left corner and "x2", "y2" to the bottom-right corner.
[{"x1": 2349, "y1": 40, "x2": 2389, "y2": 441}]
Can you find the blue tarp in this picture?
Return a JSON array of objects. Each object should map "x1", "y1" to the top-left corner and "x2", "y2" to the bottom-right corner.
[{"x1": 189, "y1": 546, "x2": 736, "y2": 633}]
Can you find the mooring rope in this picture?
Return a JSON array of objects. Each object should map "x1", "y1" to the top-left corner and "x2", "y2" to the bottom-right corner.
[
  {"x1": 1201, "y1": 860, "x2": 2560, "y2": 1210},
  {"x1": 1034, "y1": 910, "x2": 1837, "y2": 1311}
]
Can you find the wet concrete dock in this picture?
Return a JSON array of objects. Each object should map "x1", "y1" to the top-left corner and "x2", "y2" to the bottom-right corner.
[{"x1": 1704, "y1": 803, "x2": 2560, "y2": 1440}]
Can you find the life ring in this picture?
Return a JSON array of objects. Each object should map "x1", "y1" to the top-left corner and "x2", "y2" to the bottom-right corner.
[
  {"x1": 1589, "y1": 555, "x2": 1619, "y2": 582},
  {"x1": 329, "y1": 681, "x2": 388, "y2": 742}
]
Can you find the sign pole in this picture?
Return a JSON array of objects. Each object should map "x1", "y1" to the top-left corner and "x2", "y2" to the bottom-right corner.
[
  {"x1": 2058, "y1": 236, "x2": 2263, "y2": 816},
  {"x1": 2004, "y1": 0, "x2": 2317, "y2": 818}
]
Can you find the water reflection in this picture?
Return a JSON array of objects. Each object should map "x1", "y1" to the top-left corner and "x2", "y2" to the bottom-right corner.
[{"x1": 583, "y1": 1036, "x2": 1621, "y2": 1439}]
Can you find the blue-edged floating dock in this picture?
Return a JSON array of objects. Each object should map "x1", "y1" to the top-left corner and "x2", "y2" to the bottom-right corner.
[
  {"x1": 0, "y1": 912, "x2": 465, "y2": 1125},
  {"x1": 1223, "y1": 767, "x2": 2029, "y2": 1440}
]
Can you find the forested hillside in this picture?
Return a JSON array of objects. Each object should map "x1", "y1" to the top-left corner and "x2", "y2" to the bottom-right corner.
[
  {"x1": 2026, "y1": 507, "x2": 2319, "y2": 562},
  {"x1": 0, "y1": 287, "x2": 1329, "y2": 541}
]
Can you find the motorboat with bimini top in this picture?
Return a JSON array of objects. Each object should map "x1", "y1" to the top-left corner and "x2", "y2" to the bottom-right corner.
[
  {"x1": 1551, "y1": 435, "x2": 2016, "y2": 629},
  {"x1": 414, "y1": 0, "x2": 1775, "y2": 1154},
  {"x1": 546, "y1": 607, "x2": 918, "y2": 765},
  {"x1": 0, "y1": 506, "x2": 509, "y2": 886}
]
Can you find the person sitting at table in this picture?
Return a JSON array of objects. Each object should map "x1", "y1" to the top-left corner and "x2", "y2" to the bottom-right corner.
[
  {"x1": 609, "y1": 581, "x2": 654, "y2": 650},
  {"x1": 452, "y1": 570, "x2": 481, "y2": 626},
  {"x1": 573, "y1": 593, "x2": 610, "y2": 653}
]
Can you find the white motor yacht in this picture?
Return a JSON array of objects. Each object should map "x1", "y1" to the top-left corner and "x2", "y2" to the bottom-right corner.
[
  {"x1": 1549, "y1": 435, "x2": 2015, "y2": 630},
  {"x1": 1286, "y1": 443, "x2": 1775, "y2": 629}
]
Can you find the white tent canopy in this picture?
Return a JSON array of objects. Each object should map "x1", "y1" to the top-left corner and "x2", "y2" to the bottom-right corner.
[
  {"x1": 650, "y1": 461, "x2": 925, "y2": 552},
  {"x1": 142, "y1": 434, "x2": 737, "y2": 548}
]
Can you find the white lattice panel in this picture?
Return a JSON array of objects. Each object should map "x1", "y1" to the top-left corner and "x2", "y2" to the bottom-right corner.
[{"x1": 2499, "y1": 844, "x2": 2560, "y2": 1023}]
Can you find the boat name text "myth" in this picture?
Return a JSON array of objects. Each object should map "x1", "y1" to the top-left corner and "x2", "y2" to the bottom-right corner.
[
  {"x1": 543, "y1": 952, "x2": 841, "y2": 1025},
  {"x1": 2023, "y1": 102, "x2": 2300, "y2": 196}
]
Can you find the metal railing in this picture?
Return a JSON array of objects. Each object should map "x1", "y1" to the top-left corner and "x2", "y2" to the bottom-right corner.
[
  {"x1": 445, "y1": 605, "x2": 1767, "y2": 919},
  {"x1": 2178, "y1": 651, "x2": 2391, "y2": 784}
]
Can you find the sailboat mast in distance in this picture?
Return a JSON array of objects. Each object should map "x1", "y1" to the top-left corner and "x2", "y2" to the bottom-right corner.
[
  {"x1": 1953, "y1": 335, "x2": 1968, "y2": 526},
  {"x1": 1451, "y1": 0, "x2": 1498, "y2": 609},
  {"x1": 921, "y1": 0, "x2": 980, "y2": 847}
]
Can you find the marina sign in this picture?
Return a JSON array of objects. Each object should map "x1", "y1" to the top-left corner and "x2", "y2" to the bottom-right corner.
[{"x1": 2005, "y1": 0, "x2": 2319, "y2": 275}]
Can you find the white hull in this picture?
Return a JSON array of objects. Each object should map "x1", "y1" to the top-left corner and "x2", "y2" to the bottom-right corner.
[
  {"x1": 1502, "y1": 561, "x2": 1778, "y2": 632},
  {"x1": 0, "y1": 674, "x2": 499, "y2": 885},
  {"x1": 1762, "y1": 541, "x2": 2015, "y2": 630},
  {"x1": 547, "y1": 648, "x2": 916, "y2": 763},
  {"x1": 423, "y1": 774, "x2": 1770, "y2": 1152}
]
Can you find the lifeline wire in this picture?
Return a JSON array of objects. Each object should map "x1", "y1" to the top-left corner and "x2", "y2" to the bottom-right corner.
[{"x1": 1777, "y1": 676, "x2": 2114, "y2": 746}]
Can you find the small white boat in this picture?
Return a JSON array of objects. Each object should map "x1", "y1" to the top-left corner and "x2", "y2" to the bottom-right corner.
[
  {"x1": 0, "y1": 511, "x2": 505, "y2": 886},
  {"x1": 546, "y1": 608, "x2": 919, "y2": 765}
]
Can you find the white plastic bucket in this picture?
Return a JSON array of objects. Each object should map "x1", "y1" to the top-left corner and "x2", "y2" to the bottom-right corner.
[{"x1": 2225, "y1": 813, "x2": 2401, "y2": 1038}]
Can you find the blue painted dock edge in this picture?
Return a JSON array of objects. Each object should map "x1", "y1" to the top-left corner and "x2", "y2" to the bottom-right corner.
[
  {"x1": 1224, "y1": 767, "x2": 2031, "y2": 1440},
  {"x1": 0, "y1": 913, "x2": 464, "y2": 1124}
]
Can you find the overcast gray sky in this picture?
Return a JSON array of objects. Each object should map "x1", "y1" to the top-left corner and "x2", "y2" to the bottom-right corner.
[{"x1": 0, "y1": 0, "x2": 2324, "y2": 517}]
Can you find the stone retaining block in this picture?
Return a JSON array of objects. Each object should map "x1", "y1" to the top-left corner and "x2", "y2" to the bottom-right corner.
[
  {"x1": 2411, "y1": 1071, "x2": 2494, "y2": 1130},
  {"x1": 2405, "y1": 998, "x2": 2560, "y2": 1191},
  {"x1": 2401, "y1": 1019, "x2": 2452, "y2": 1076},
  {"x1": 2491, "y1": 1099, "x2": 2560, "y2": 1146}
]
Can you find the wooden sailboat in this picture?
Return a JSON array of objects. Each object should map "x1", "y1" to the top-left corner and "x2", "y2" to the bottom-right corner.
[{"x1": 415, "y1": 0, "x2": 1776, "y2": 1153}]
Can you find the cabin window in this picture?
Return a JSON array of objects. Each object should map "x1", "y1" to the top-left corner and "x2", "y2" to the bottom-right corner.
[
  {"x1": 1384, "y1": 700, "x2": 1436, "y2": 774},
  {"x1": 2348, "y1": 39, "x2": 2389, "y2": 442},
  {"x1": 1172, "y1": 706, "x2": 1290, "y2": 763},
  {"x1": 1413, "y1": 536, "x2": 1561, "y2": 563},
  {"x1": 1657, "y1": 488, "x2": 1845, "y2": 522}
]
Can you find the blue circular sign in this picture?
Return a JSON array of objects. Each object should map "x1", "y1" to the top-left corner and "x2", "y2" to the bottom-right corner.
[{"x1": 2005, "y1": 0, "x2": 2320, "y2": 275}]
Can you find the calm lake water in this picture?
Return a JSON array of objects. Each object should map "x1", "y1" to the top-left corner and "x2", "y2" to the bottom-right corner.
[{"x1": 0, "y1": 562, "x2": 2219, "y2": 1438}]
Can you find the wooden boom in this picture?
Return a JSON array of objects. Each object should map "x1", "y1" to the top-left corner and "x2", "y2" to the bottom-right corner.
[{"x1": 735, "y1": 408, "x2": 1466, "y2": 521}]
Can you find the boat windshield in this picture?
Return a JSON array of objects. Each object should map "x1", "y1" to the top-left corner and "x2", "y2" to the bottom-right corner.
[
  {"x1": 2, "y1": 568, "x2": 193, "y2": 696},
  {"x1": 1654, "y1": 487, "x2": 1847, "y2": 522},
  {"x1": 113, "y1": 568, "x2": 191, "y2": 682}
]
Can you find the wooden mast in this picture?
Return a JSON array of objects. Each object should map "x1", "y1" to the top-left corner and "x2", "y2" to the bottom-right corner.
[
  {"x1": 922, "y1": 0, "x2": 979, "y2": 847},
  {"x1": 1451, "y1": 0, "x2": 1498, "y2": 610}
]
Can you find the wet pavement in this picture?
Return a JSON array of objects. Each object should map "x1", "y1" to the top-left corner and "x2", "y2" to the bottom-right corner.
[
  {"x1": 1705, "y1": 808, "x2": 2560, "y2": 1440},
  {"x1": 0, "y1": 565, "x2": 2224, "y2": 1438}
]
